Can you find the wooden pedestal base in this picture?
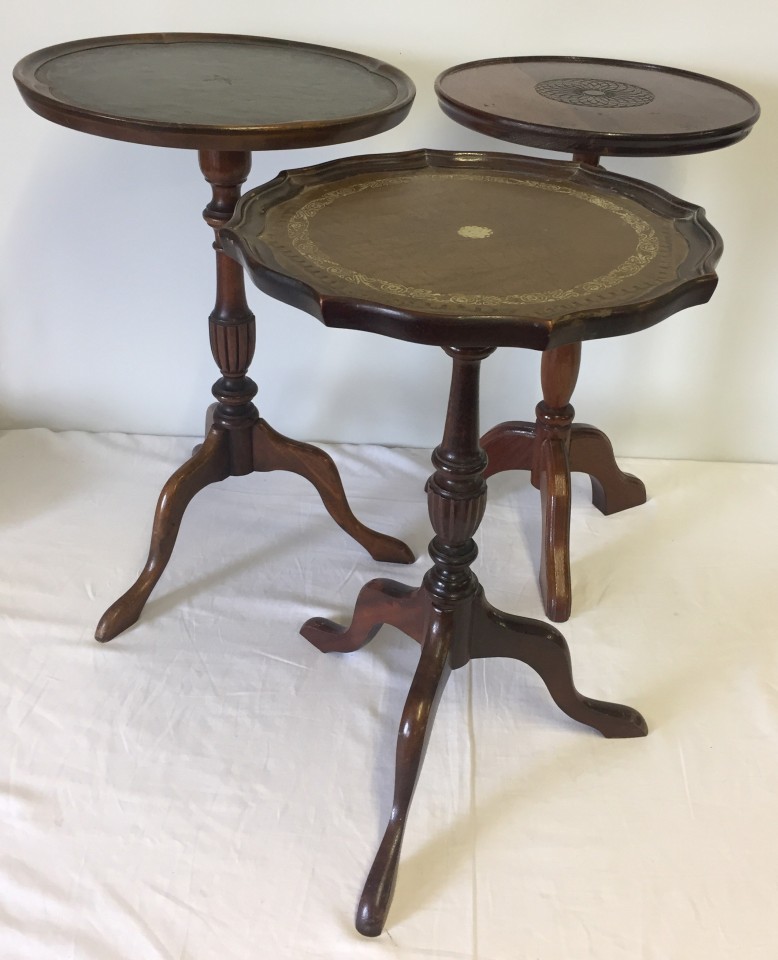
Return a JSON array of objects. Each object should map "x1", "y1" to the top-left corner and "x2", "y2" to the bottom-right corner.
[
  {"x1": 301, "y1": 347, "x2": 647, "y2": 935},
  {"x1": 302, "y1": 576, "x2": 647, "y2": 935},
  {"x1": 482, "y1": 343, "x2": 646, "y2": 622},
  {"x1": 95, "y1": 148, "x2": 412, "y2": 643},
  {"x1": 95, "y1": 417, "x2": 413, "y2": 642}
]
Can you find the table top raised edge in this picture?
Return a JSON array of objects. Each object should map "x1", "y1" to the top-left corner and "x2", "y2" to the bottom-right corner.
[
  {"x1": 13, "y1": 32, "x2": 416, "y2": 151},
  {"x1": 435, "y1": 55, "x2": 760, "y2": 157},
  {"x1": 219, "y1": 148, "x2": 722, "y2": 351}
]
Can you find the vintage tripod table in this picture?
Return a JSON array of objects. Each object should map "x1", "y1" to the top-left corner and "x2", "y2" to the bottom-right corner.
[
  {"x1": 219, "y1": 148, "x2": 722, "y2": 934},
  {"x1": 14, "y1": 33, "x2": 416, "y2": 640},
  {"x1": 436, "y1": 56, "x2": 759, "y2": 620}
]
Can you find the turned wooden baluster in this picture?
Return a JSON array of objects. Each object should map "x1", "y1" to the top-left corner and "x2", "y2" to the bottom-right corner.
[
  {"x1": 303, "y1": 345, "x2": 646, "y2": 936},
  {"x1": 481, "y1": 148, "x2": 647, "y2": 622},
  {"x1": 532, "y1": 342, "x2": 581, "y2": 621},
  {"x1": 95, "y1": 151, "x2": 411, "y2": 642},
  {"x1": 95, "y1": 151, "x2": 251, "y2": 642},
  {"x1": 355, "y1": 346, "x2": 491, "y2": 936},
  {"x1": 201, "y1": 150, "x2": 260, "y2": 456}
]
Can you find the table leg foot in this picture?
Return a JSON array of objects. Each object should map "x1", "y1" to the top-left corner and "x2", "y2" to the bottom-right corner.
[
  {"x1": 252, "y1": 418, "x2": 414, "y2": 564},
  {"x1": 467, "y1": 590, "x2": 647, "y2": 739},
  {"x1": 538, "y1": 436, "x2": 573, "y2": 623},
  {"x1": 95, "y1": 427, "x2": 231, "y2": 642},
  {"x1": 480, "y1": 421, "x2": 574, "y2": 620},
  {"x1": 356, "y1": 609, "x2": 452, "y2": 937},
  {"x1": 301, "y1": 578, "x2": 424, "y2": 653},
  {"x1": 569, "y1": 423, "x2": 647, "y2": 515}
]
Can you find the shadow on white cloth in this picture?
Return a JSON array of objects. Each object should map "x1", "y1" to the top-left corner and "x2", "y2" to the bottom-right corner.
[{"x1": 1, "y1": 428, "x2": 776, "y2": 959}]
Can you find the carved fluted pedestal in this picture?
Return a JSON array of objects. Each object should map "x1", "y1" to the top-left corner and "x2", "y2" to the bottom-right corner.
[
  {"x1": 95, "y1": 150, "x2": 412, "y2": 642},
  {"x1": 14, "y1": 34, "x2": 417, "y2": 640},
  {"x1": 302, "y1": 346, "x2": 648, "y2": 935},
  {"x1": 221, "y1": 148, "x2": 721, "y2": 933}
]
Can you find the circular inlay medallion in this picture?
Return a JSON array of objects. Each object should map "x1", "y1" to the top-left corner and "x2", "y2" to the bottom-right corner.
[
  {"x1": 535, "y1": 77, "x2": 655, "y2": 108},
  {"x1": 458, "y1": 225, "x2": 493, "y2": 239}
]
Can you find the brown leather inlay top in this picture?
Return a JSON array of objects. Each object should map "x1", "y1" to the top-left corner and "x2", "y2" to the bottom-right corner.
[{"x1": 260, "y1": 168, "x2": 686, "y2": 318}]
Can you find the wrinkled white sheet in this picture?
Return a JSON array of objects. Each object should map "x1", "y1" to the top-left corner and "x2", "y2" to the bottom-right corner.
[{"x1": 1, "y1": 428, "x2": 777, "y2": 959}]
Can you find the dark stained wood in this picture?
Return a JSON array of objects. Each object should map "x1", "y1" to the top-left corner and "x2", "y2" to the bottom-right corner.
[
  {"x1": 221, "y1": 149, "x2": 721, "y2": 351},
  {"x1": 14, "y1": 34, "x2": 415, "y2": 151},
  {"x1": 224, "y1": 147, "x2": 720, "y2": 631},
  {"x1": 226, "y1": 148, "x2": 721, "y2": 931},
  {"x1": 96, "y1": 427, "x2": 232, "y2": 642},
  {"x1": 251, "y1": 418, "x2": 413, "y2": 564},
  {"x1": 95, "y1": 147, "x2": 412, "y2": 642},
  {"x1": 435, "y1": 58, "x2": 759, "y2": 619},
  {"x1": 435, "y1": 56, "x2": 759, "y2": 157},
  {"x1": 482, "y1": 341, "x2": 646, "y2": 621},
  {"x1": 568, "y1": 424, "x2": 647, "y2": 515},
  {"x1": 14, "y1": 33, "x2": 415, "y2": 641},
  {"x1": 301, "y1": 346, "x2": 647, "y2": 936},
  {"x1": 15, "y1": 35, "x2": 417, "y2": 640},
  {"x1": 303, "y1": 579, "x2": 426, "y2": 652}
]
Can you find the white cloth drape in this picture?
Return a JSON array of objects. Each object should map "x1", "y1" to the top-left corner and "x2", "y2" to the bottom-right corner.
[{"x1": 1, "y1": 428, "x2": 776, "y2": 959}]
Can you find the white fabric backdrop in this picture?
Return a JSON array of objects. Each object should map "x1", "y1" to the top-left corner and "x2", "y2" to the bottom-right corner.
[{"x1": 1, "y1": 428, "x2": 777, "y2": 958}]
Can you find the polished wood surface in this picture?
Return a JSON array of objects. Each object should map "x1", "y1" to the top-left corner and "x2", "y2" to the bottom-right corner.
[
  {"x1": 223, "y1": 149, "x2": 720, "y2": 622},
  {"x1": 435, "y1": 58, "x2": 758, "y2": 618},
  {"x1": 435, "y1": 56, "x2": 759, "y2": 156},
  {"x1": 15, "y1": 35, "x2": 416, "y2": 641},
  {"x1": 221, "y1": 149, "x2": 720, "y2": 350},
  {"x1": 14, "y1": 33, "x2": 415, "y2": 150},
  {"x1": 95, "y1": 148, "x2": 412, "y2": 642},
  {"x1": 222, "y1": 149, "x2": 720, "y2": 932},
  {"x1": 481, "y1": 342, "x2": 646, "y2": 621},
  {"x1": 302, "y1": 347, "x2": 647, "y2": 936}
]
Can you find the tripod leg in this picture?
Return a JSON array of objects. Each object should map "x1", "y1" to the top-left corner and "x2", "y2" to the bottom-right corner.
[
  {"x1": 479, "y1": 420, "x2": 535, "y2": 479},
  {"x1": 356, "y1": 608, "x2": 452, "y2": 936},
  {"x1": 95, "y1": 427, "x2": 230, "y2": 642},
  {"x1": 253, "y1": 419, "x2": 414, "y2": 564},
  {"x1": 301, "y1": 579, "x2": 426, "y2": 653},
  {"x1": 537, "y1": 436, "x2": 573, "y2": 622},
  {"x1": 468, "y1": 593, "x2": 647, "y2": 738}
]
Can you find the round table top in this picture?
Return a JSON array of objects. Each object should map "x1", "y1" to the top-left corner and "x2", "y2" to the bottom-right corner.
[
  {"x1": 435, "y1": 57, "x2": 759, "y2": 157},
  {"x1": 220, "y1": 149, "x2": 721, "y2": 350},
  {"x1": 14, "y1": 33, "x2": 416, "y2": 151}
]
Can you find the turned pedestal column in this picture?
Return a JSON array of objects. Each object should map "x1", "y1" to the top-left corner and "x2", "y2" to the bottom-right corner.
[
  {"x1": 301, "y1": 346, "x2": 647, "y2": 935},
  {"x1": 435, "y1": 55, "x2": 759, "y2": 620},
  {"x1": 481, "y1": 340, "x2": 646, "y2": 621},
  {"x1": 14, "y1": 33, "x2": 417, "y2": 641},
  {"x1": 95, "y1": 150, "x2": 412, "y2": 641},
  {"x1": 217, "y1": 147, "x2": 722, "y2": 933}
]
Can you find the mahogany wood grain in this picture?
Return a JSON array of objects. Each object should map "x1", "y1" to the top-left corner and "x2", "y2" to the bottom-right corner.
[
  {"x1": 96, "y1": 149, "x2": 412, "y2": 641},
  {"x1": 482, "y1": 341, "x2": 646, "y2": 620},
  {"x1": 435, "y1": 56, "x2": 759, "y2": 157},
  {"x1": 301, "y1": 347, "x2": 647, "y2": 935},
  {"x1": 435, "y1": 58, "x2": 758, "y2": 620},
  {"x1": 15, "y1": 36, "x2": 417, "y2": 641},
  {"x1": 214, "y1": 147, "x2": 721, "y2": 931}
]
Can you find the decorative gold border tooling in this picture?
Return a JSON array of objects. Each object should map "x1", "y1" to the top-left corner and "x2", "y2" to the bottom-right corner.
[{"x1": 286, "y1": 174, "x2": 660, "y2": 307}]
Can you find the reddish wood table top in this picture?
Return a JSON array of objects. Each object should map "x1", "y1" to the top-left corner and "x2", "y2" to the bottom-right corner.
[
  {"x1": 14, "y1": 33, "x2": 415, "y2": 151},
  {"x1": 435, "y1": 56, "x2": 759, "y2": 157},
  {"x1": 221, "y1": 149, "x2": 721, "y2": 350}
]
